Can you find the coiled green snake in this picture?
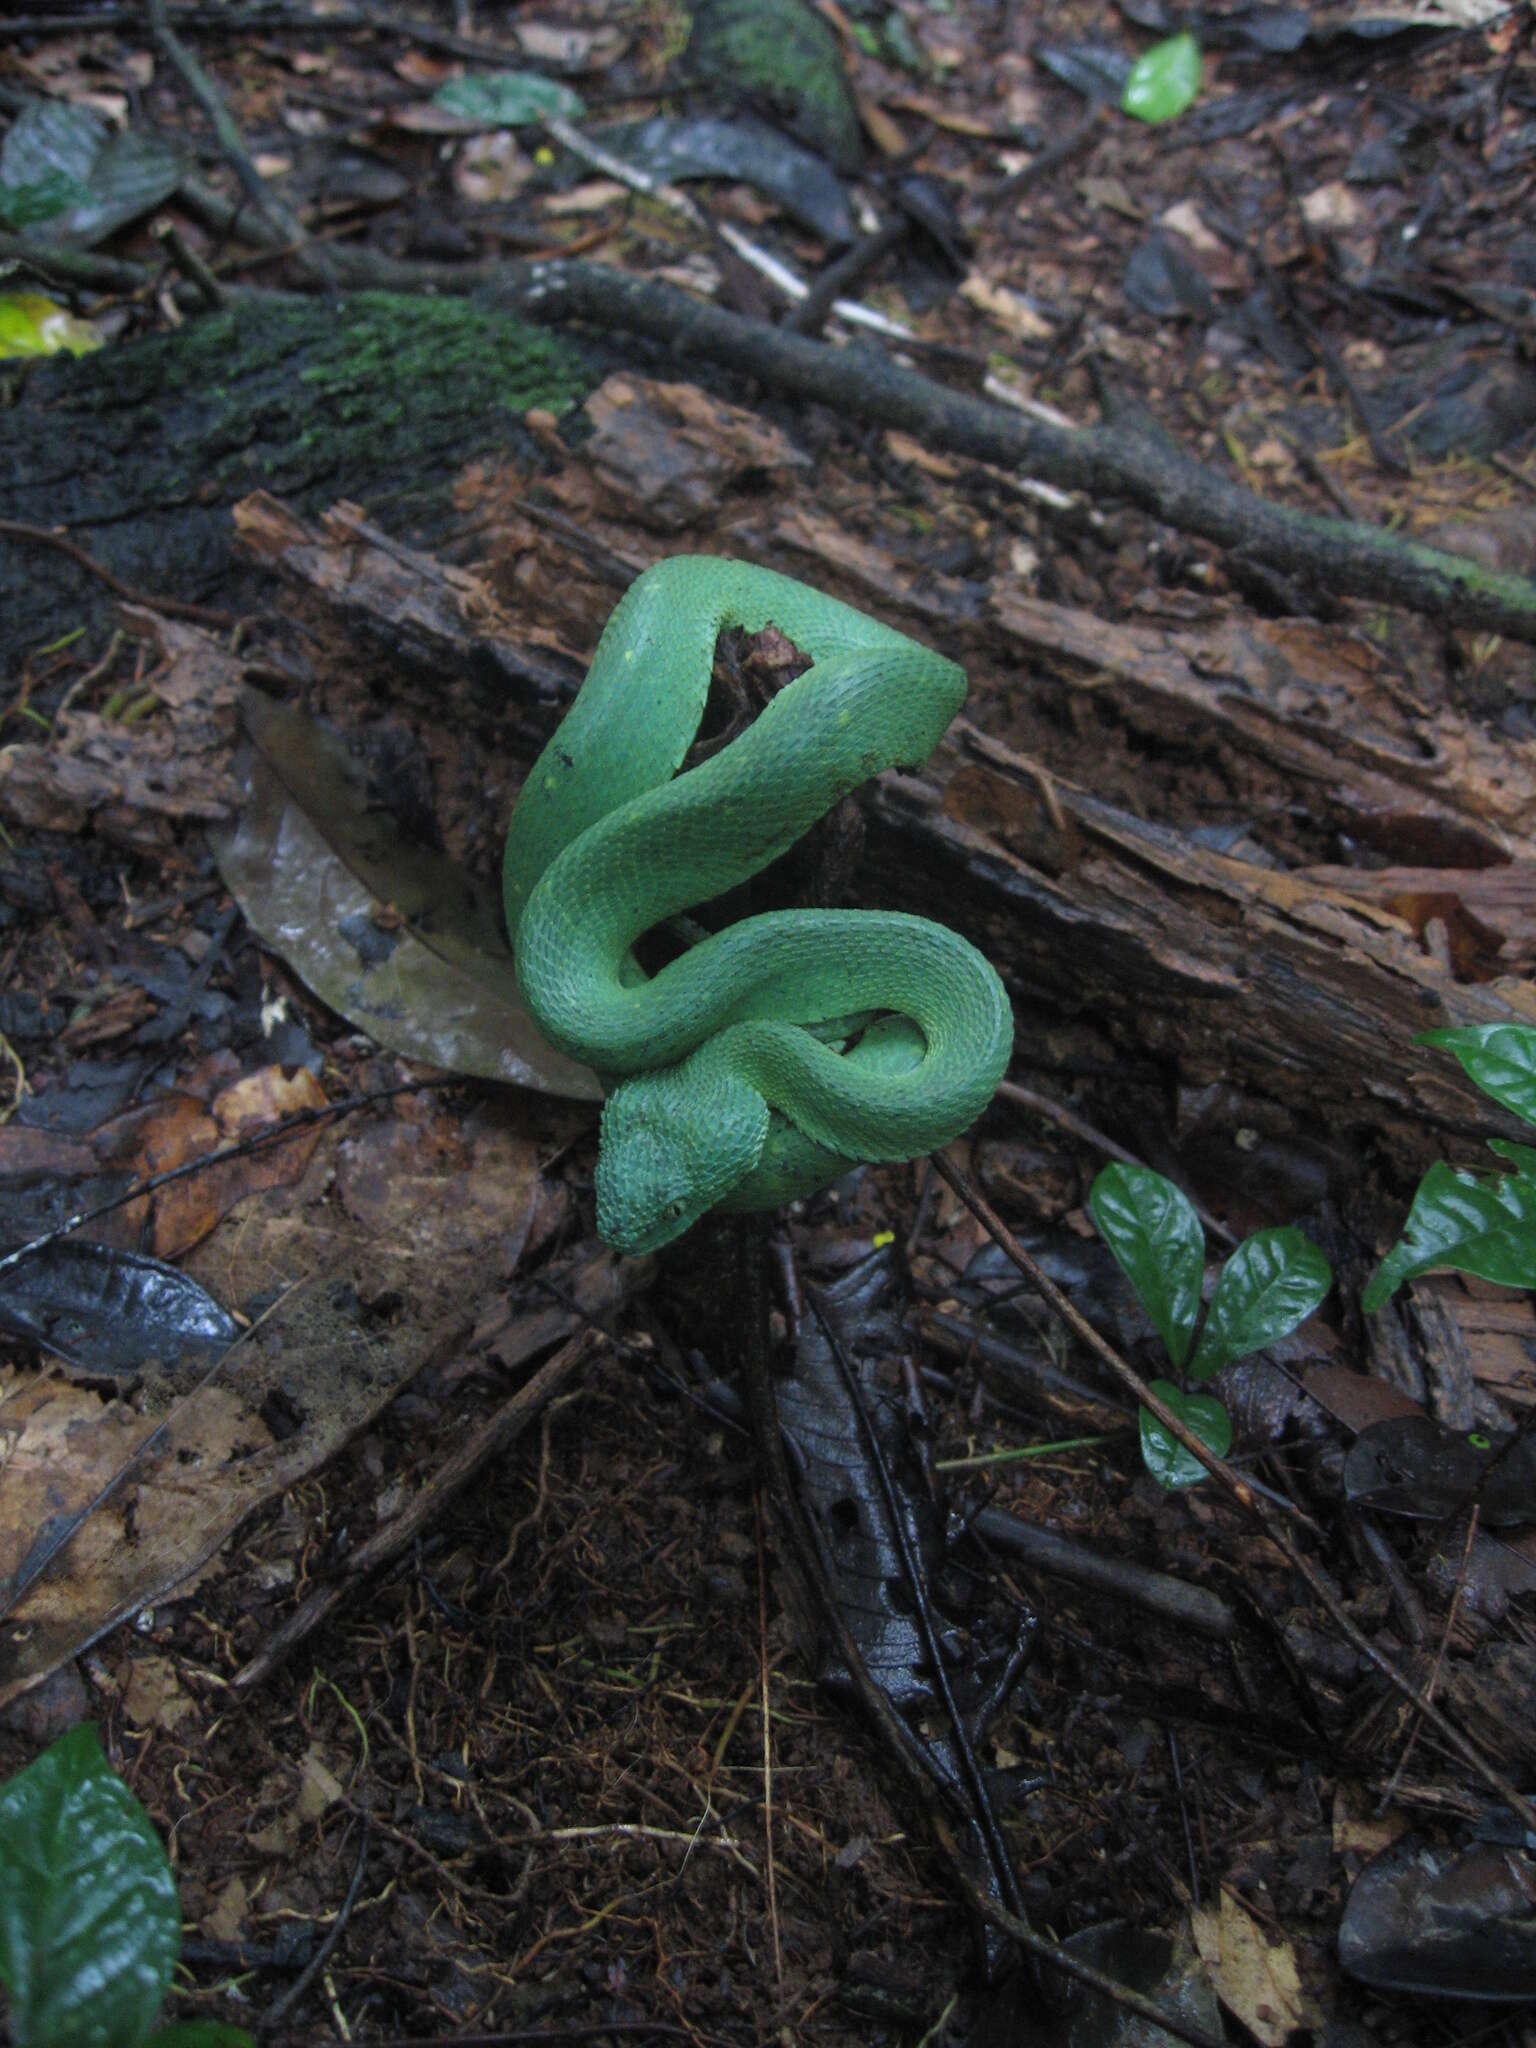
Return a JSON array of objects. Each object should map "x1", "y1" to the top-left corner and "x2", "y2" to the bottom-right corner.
[{"x1": 503, "y1": 558, "x2": 1012, "y2": 1254}]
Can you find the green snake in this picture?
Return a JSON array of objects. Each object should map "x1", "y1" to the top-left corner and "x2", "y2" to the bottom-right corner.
[{"x1": 503, "y1": 558, "x2": 1012, "y2": 1254}]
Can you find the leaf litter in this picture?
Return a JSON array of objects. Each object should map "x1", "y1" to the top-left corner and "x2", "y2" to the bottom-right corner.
[{"x1": 2, "y1": 0, "x2": 1536, "y2": 2038}]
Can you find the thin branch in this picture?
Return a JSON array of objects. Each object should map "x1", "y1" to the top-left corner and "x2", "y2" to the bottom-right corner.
[{"x1": 482, "y1": 256, "x2": 1536, "y2": 644}]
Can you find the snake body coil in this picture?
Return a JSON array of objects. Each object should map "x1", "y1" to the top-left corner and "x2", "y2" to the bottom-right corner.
[{"x1": 504, "y1": 558, "x2": 1012, "y2": 1253}]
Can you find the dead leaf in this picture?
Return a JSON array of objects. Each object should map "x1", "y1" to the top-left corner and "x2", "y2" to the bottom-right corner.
[
  {"x1": 213, "y1": 691, "x2": 600, "y2": 1101},
  {"x1": 121, "y1": 1651, "x2": 196, "y2": 1733},
  {"x1": 1191, "y1": 1887, "x2": 1315, "y2": 2045},
  {"x1": 959, "y1": 273, "x2": 1055, "y2": 341}
]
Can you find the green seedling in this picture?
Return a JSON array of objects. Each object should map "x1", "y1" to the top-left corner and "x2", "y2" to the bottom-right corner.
[
  {"x1": 1121, "y1": 33, "x2": 1202, "y2": 124},
  {"x1": 1365, "y1": 1023, "x2": 1536, "y2": 1310},
  {"x1": 0, "y1": 1724, "x2": 253, "y2": 2048},
  {"x1": 1089, "y1": 1163, "x2": 1332, "y2": 1488}
]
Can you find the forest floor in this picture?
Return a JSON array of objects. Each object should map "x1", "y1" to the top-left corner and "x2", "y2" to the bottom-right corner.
[{"x1": 2, "y1": 2, "x2": 1536, "y2": 2044}]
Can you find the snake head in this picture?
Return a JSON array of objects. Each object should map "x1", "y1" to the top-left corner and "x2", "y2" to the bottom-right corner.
[{"x1": 596, "y1": 1057, "x2": 770, "y2": 1255}]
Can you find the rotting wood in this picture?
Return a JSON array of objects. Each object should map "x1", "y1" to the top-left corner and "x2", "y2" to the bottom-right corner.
[{"x1": 868, "y1": 766, "x2": 1536, "y2": 1175}]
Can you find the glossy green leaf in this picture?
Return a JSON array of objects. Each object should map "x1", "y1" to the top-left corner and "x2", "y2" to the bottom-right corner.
[
  {"x1": 0, "y1": 1723, "x2": 179, "y2": 2048},
  {"x1": 1418, "y1": 1023, "x2": 1536, "y2": 1130},
  {"x1": 1139, "y1": 1380, "x2": 1231, "y2": 1490},
  {"x1": 1189, "y1": 1227, "x2": 1331, "y2": 1380},
  {"x1": 1362, "y1": 1159, "x2": 1536, "y2": 1311},
  {"x1": 1121, "y1": 32, "x2": 1202, "y2": 124},
  {"x1": 1088, "y1": 1163, "x2": 1204, "y2": 1368},
  {"x1": 433, "y1": 72, "x2": 585, "y2": 126}
]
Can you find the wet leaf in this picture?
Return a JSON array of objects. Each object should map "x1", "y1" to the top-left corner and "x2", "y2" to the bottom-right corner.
[
  {"x1": 212, "y1": 691, "x2": 600, "y2": 1100},
  {"x1": 1344, "y1": 1414, "x2": 1536, "y2": 1528},
  {"x1": 1033, "y1": 42, "x2": 1131, "y2": 104},
  {"x1": 0, "y1": 1724, "x2": 179, "y2": 2048},
  {"x1": 1089, "y1": 1163, "x2": 1203, "y2": 1369},
  {"x1": 1418, "y1": 1022, "x2": 1536, "y2": 1129},
  {"x1": 1189, "y1": 1228, "x2": 1331, "y2": 1380},
  {"x1": 0, "y1": 1240, "x2": 239, "y2": 1378},
  {"x1": 776, "y1": 1253, "x2": 943, "y2": 1708},
  {"x1": 1340, "y1": 1834, "x2": 1536, "y2": 2001},
  {"x1": 592, "y1": 114, "x2": 852, "y2": 243},
  {"x1": 1, "y1": 98, "x2": 182, "y2": 249},
  {"x1": 1122, "y1": 33, "x2": 1202, "y2": 125},
  {"x1": 1123, "y1": 234, "x2": 1215, "y2": 322},
  {"x1": 1140, "y1": 1380, "x2": 1232, "y2": 1490},
  {"x1": 433, "y1": 71, "x2": 585, "y2": 126},
  {"x1": 1363, "y1": 1159, "x2": 1536, "y2": 1310}
]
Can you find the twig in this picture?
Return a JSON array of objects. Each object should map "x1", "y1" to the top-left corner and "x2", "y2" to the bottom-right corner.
[
  {"x1": 970, "y1": 1509, "x2": 1235, "y2": 1639},
  {"x1": 1493, "y1": 451, "x2": 1536, "y2": 500},
  {"x1": 230, "y1": 1329, "x2": 601, "y2": 1689},
  {"x1": 1378, "y1": 1504, "x2": 1477, "y2": 1810},
  {"x1": 732, "y1": 1217, "x2": 972, "y2": 1814},
  {"x1": 783, "y1": 216, "x2": 908, "y2": 338},
  {"x1": 0, "y1": 231, "x2": 146, "y2": 293},
  {"x1": 146, "y1": 0, "x2": 310, "y2": 251},
  {"x1": 808, "y1": 1285, "x2": 1027, "y2": 1922},
  {"x1": 0, "y1": 1031, "x2": 28, "y2": 1123},
  {"x1": 993, "y1": 1078, "x2": 1235, "y2": 1247},
  {"x1": 151, "y1": 214, "x2": 226, "y2": 308},
  {"x1": 31, "y1": 204, "x2": 1535, "y2": 641},
  {"x1": 258, "y1": 1820, "x2": 370, "y2": 2033},
  {"x1": 977, "y1": 104, "x2": 1107, "y2": 216},
  {"x1": 0, "y1": 517, "x2": 237, "y2": 628},
  {"x1": 540, "y1": 115, "x2": 916, "y2": 344},
  {"x1": 752, "y1": 1493, "x2": 784, "y2": 2005},
  {"x1": 955, "y1": 1874, "x2": 1228, "y2": 2048}
]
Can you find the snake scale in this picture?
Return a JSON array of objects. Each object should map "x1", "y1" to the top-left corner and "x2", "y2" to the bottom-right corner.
[{"x1": 503, "y1": 558, "x2": 1013, "y2": 1254}]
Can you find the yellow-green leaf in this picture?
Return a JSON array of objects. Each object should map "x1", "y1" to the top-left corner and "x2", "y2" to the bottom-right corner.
[{"x1": 0, "y1": 292, "x2": 101, "y2": 360}]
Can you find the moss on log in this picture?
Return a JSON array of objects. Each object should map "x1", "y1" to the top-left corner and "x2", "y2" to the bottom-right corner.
[{"x1": 0, "y1": 290, "x2": 593, "y2": 671}]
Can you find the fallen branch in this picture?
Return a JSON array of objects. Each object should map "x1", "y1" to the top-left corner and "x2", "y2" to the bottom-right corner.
[{"x1": 481, "y1": 256, "x2": 1536, "y2": 645}]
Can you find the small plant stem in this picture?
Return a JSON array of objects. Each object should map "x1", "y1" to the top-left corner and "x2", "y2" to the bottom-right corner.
[
  {"x1": 733, "y1": 1210, "x2": 786, "y2": 2010},
  {"x1": 929, "y1": 1150, "x2": 1536, "y2": 1841},
  {"x1": 931, "y1": 1154, "x2": 1268, "y2": 1505}
]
